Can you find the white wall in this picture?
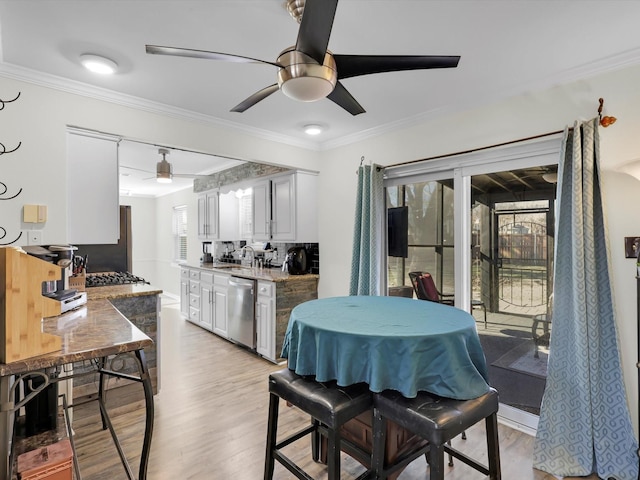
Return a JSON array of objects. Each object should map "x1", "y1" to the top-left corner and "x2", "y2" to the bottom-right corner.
[
  {"x1": 120, "y1": 195, "x2": 157, "y2": 284},
  {"x1": 154, "y1": 187, "x2": 200, "y2": 298},
  {"x1": 0, "y1": 76, "x2": 320, "y2": 247}
]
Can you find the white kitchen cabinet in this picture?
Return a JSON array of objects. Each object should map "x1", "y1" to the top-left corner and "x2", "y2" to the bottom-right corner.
[
  {"x1": 197, "y1": 191, "x2": 219, "y2": 240},
  {"x1": 255, "y1": 280, "x2": 276, "y2": 361},
  {"x1": 218, "y1": 191, "x2": 240, "y2": 241},
  {"x1": 212, "y1": 273, "x2": 229, "y2": 337},
  {"x1": 180, "y1": 267, "x2": 190, "y2": 317},
  {"x1": 66, "y1": 128, "x2": 120, "y2": 244},
  {"x1": 188, "y1": 269, "x2": 201, "y2": 324},
  {"x1": 271, "y1": 175, "x2": 294, "y2": 242},
  {"x1": 251, "y1": 171, "x2": 318, "y2": 243},
  {"x1": 199, "y1": 271, "x2": 215, "y2": 331},
  {"x1": 252, "y1": 180, "x2": 270, "y2": 241},
  {"x1": 183, "y1": 269, "x2": 229, "y2": 337}
]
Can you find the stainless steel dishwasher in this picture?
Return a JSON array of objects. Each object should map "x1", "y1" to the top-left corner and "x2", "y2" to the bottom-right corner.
[{"x1": 227, "y1": 276, "x2": 256, "y2": 349}]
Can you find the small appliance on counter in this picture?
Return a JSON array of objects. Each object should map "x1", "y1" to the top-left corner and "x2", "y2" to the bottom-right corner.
[
  {"x1": 22, "y1": 245, "x2": 87, "y2": 314},
  {"x1": 201, "y1": 241, "x2": 213, "y2": 263},
  {"x1": 283, "y1": 246, "x2": 309, "y2": 275}
]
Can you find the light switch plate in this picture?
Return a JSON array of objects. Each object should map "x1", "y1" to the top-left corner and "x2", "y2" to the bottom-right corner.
[{"x1": 27, "y1": 230, "x2": 43, "y2": 245}]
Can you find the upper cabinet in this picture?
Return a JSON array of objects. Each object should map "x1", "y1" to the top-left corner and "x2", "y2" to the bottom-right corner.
[
  {"x1": 252, "y1": 171, "x2": 318, "y2": 243},
  {"x1": 252, "y1": 180, "x2": 271, "y2": 242},
  {"x1": 197, "y1": 191, "x2": 219, "y2": 240},
  {"x1": 67, "y1": 128, "x2": 119, "y2": 244},
  {"x1": 218, "y1": 191, "x2": 240, "y2": 241}
]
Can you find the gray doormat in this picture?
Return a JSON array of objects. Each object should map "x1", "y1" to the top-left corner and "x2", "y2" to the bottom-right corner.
[{"x1": 491, "y1": 340, "x2": 549, "y2": 379}]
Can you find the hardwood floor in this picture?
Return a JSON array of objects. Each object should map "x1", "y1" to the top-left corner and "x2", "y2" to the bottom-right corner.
[{"x1": 70, "y1": 299, "x2": 599, "y2": 479}]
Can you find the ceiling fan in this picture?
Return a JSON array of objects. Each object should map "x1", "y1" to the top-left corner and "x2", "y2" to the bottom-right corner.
[
  {"x1": 145, "y1": 0, "x2": 460, "y2": 115},
  {"x1": 122, "y1": 148, "x2": 211, "y2": 184}
]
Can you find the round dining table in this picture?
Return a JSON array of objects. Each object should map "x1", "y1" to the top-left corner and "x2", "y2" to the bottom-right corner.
[{"x1": 281, "y1": 295, "x2": 490, "y2": 400}]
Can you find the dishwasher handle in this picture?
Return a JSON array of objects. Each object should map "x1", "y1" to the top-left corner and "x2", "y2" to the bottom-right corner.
[{"x1": 229, "y1": 277, "x2": 254, "y2": 291}]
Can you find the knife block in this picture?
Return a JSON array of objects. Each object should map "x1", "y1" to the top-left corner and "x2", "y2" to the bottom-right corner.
[{"x1": 0, "y1": 247, "x2": 62, "y2": 363}]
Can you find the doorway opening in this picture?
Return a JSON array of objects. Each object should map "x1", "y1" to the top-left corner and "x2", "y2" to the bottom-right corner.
[{"x1": 387, "y1": 162, "x2": 557, "y2": 419}]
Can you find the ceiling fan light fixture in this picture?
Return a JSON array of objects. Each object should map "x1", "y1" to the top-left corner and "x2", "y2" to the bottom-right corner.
[
  {"x1": 156, "y1": 150, "x2": 173, "y2": 183},
  {"x1": 80, "y1": 54, "x2": 118, "y2": 75},
  {"x1": 542, "y1": 172, "x2": 558, "y2": 184},
  {"x1": 277, "y1": 48, "x2": 337, "y2": 102},
  {"x1": 281, "y1": 77, "x2": 334, "y2": 102}
]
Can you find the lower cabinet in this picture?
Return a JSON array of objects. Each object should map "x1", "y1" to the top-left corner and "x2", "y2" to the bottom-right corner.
[
  {"x1": 198, "y1": 271, "x2": 229, "y2": 335},
  {"x1": 179, "y1": 268, "x2": 318, "y2": 364},
  {"x1": 256, "y1": 280, "x2": 276, "y2": 361},
  {"x1": 199, "y1": 272, "x2": 214, "y2": 331},
  {"x1": 180, "y1": 267, "x2": 190, "y2": 317},
  {"x1": 212, "y1": 273, "x2": 229, "y2": 337}
]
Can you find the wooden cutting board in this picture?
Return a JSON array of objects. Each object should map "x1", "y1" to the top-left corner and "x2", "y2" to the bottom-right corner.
[{"x1": 0, "y1": 246, "x2": 62, "y2": 363}]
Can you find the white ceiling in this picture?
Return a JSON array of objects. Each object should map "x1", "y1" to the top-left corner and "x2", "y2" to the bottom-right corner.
[{"x1": 2, "y1": 1, "x2": 640, "y2": 195}]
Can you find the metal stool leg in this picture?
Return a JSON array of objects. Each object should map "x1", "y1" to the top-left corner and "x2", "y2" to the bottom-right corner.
[
  {"x1": 326, "y1": 425, "x2": 341, "y2": 480},
  {"x1": 264, "y1": 393, "x2": 279, "y2": 480},
  {"x1": 485, "y1": 413, "x2": 502, "y2": 480},
  {"x1": 428, "y1": 444, "x2": 446, "y2": 480}
]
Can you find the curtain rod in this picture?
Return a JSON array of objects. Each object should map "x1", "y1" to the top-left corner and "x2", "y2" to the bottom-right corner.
[
  {"x1": 382, "y1": 98, "x2": 616, "y2": 171},
  {"x1": 384, "y1": 129, "x2": 565, "y2": 170}
]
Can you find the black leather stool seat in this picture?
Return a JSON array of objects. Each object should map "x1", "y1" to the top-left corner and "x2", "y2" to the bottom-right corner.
[
  {"x1": 373, "y1": 388, "x2": 501, "y2": 480},
  {"x1": 264, "y1": 368, "x2": 374, "y2": 480}
]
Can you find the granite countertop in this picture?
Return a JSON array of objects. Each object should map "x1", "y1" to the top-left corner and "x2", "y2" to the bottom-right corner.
[
  {"x1": 84, "y1": 283, "x2": 163, "y2": 301},
  {"x1": 0, "y1": 299, "x2": 152, "y2": 376},
  {"x1": 194, "y1": 262, "x2": 319, "y2": 282}
]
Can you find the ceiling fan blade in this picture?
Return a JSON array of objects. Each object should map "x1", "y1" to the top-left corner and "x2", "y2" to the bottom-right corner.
[
  {"x1": 295, "y1": 0, "x2": 338, "y2": 65},
  {"x1": 173, "y1": 173, "x2": 210, "y2": 179},
  {"x1": 333, "y1": 55, "x2": 460, "y2": 79},
  {"x1": 231, "y1": 84, "x2": 279, "y2": 113},
  {"x1": 121, "y1": 165, "x2": 154, "y2": 174},
  {"x1": 326, "y1": 81, "x2": 365, "y2": 116},
  {"x1": 145, "y1": 44, "x2": 281, "y2": 67}
]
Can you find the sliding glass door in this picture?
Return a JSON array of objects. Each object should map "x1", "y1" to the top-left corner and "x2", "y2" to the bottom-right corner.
[{"x1": 384, "y1": 136, "x2": 561, "y2": 431}]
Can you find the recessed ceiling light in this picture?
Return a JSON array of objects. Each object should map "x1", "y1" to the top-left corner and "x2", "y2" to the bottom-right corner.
[
  {"x1": 304, "y1": 124, "x2": 323, "y2": 136},
  {"x1": 80, "y1": 54, "x2": 118, "y2": 75}
]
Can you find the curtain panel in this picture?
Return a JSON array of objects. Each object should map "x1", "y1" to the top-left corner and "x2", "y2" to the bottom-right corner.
[
  {"x1": 533, "y1": 118, "x2": 638, "y2": 479},
  {"x1": 350, "y1": 163, "x2": 385, "y2": 296}
]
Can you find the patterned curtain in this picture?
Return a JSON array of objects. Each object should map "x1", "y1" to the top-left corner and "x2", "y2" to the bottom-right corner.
[
  {"x1": 350, "y1": 163, "x2": 385, "y2": 296},
  {"x1": 533, "y1": 119, "x2": 639, "y2": 479}
]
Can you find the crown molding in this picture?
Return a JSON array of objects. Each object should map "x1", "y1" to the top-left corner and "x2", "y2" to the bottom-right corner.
[
  {"x1": 3, "y1": 45, "x2": 640, "y2": 153},
  {"x1": 0, "y1": 62, "x2": 321, "y2": 151}
]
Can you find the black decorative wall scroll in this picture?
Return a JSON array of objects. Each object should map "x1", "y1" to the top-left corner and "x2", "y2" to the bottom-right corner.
[{"x1": 0, "y1": 92, "x2": 24, "y2": 245}]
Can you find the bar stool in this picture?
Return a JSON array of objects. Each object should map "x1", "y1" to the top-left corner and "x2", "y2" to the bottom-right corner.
[
  {"x1": 264, "y1": 368, "x2": 374, "y2": 480},
  {"x1": 372, "y1": 388, "x2": 501, "y2": 480}
]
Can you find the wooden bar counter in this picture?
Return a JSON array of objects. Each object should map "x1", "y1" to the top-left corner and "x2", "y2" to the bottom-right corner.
[{"x1": 1, "y1": 296, "x2": 157, "y2": 480}]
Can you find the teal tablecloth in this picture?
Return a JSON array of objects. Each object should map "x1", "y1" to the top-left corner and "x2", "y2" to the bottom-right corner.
[{"x1": 281, "y1": 296, "x2": 490, "y2": 400}]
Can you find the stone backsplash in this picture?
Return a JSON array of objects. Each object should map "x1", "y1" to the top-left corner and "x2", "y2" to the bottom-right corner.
[
  {"x1": 213, "y1": 241, "x2": 319, "y2": 274},
  {"x1": 193, "y1": 163, "x2": 290, "y2": 193}
]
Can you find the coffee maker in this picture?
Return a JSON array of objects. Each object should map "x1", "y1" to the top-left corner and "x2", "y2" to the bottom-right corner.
[
  {"x1": 201, "y1": 242, "x2": 213, "y2": 264},
  {"x1": 23, "y1": 245, "x2": 87, "y2": 313}
]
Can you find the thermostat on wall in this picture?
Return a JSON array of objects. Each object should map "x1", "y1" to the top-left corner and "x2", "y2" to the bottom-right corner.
[{"x1": 23, "y1": 204, "x2": 47, "y2": 223}]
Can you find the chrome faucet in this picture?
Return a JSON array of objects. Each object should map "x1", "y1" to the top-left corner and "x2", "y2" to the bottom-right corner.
[{"x1": 240, "y1": 245, "x2": 255, "y2": 267}]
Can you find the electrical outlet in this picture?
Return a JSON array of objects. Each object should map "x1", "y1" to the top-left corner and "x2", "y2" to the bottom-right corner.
[{"x1": 27, "y1": 230, "x2": 43, "y2": 245}]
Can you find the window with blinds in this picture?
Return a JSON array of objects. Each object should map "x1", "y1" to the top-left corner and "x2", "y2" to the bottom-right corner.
[{"x1": 173, "y1": 205, "x2": 188, "y2": 263}]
